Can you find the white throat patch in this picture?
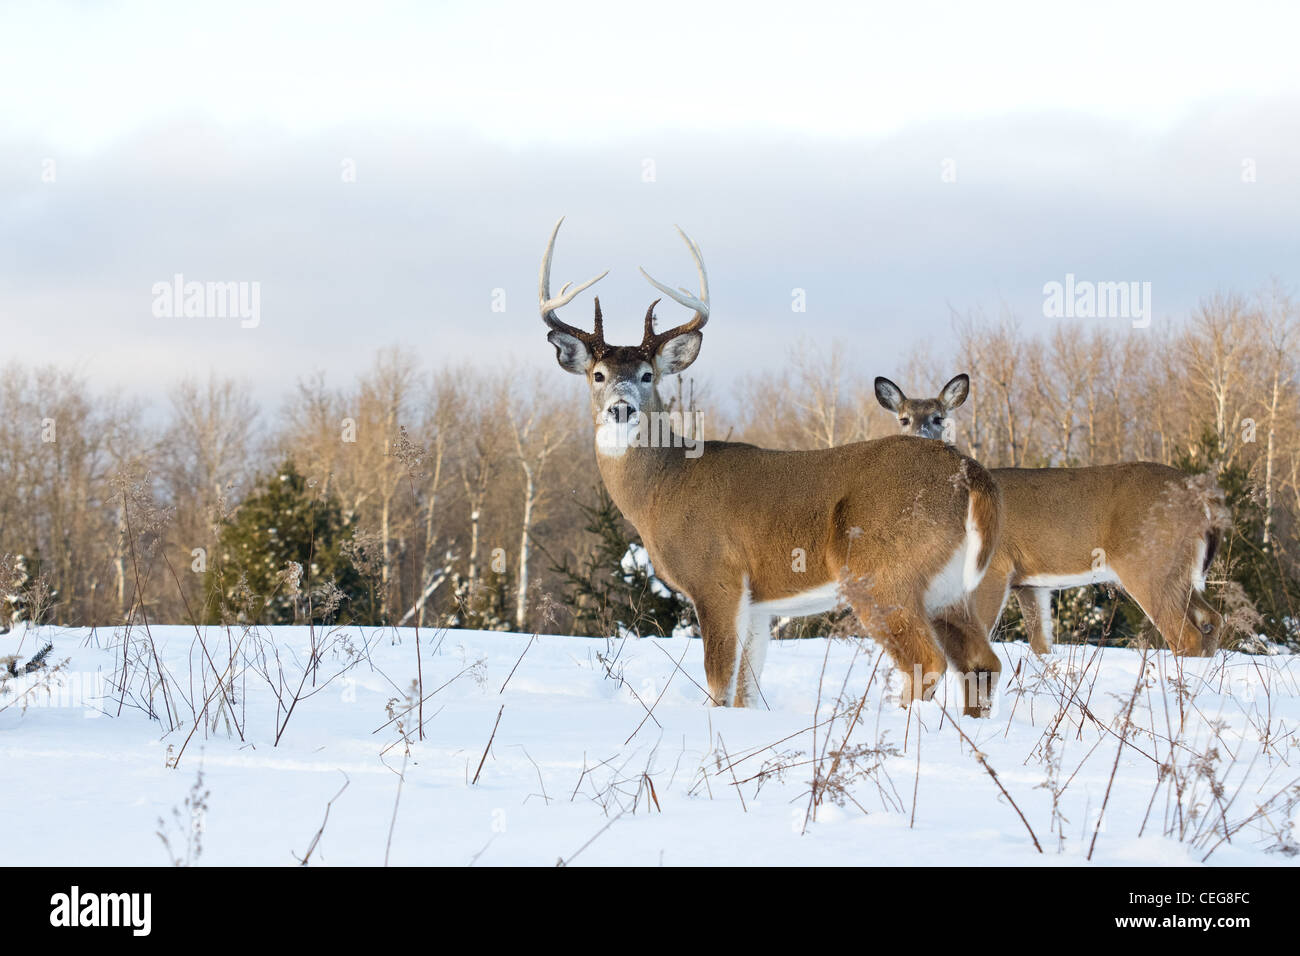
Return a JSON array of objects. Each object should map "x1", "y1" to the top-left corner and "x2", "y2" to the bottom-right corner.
[{"x1": 595, "y1": 415, "x2": 642, "y2": 458}]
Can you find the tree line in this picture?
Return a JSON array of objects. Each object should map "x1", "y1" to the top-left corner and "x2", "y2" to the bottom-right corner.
[{"x1": 2, "y1": 288, "x2": 1297, "y2": 649}]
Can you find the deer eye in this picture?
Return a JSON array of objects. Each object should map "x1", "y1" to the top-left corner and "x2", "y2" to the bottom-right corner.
[
  {"x1": 641, "y1": 372, "x2": 652, "y2": 383},
  {"x1": 899, "y1": 417, "x2": 910, "y2": 426},
  {"x1": 593, "y1": 371, "x2": 605, "y2": 383}
]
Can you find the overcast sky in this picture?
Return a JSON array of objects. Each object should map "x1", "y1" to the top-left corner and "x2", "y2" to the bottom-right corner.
[{"x1": 2, "y1": 0, "x2": 1298, "y2": 410}]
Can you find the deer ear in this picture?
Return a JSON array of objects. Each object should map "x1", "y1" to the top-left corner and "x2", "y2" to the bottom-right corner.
[
  {"x1": 939, "y1": 374, "x2": 970, "y2": 411},
  {"x1": 547, "y1": 330, "x2": 591, "y2": 375},
  {"x1": 874, "y1": 377, "x2": 905, "y2": 412},
  {"x1": 654, "y1": 331, "x2": 702, "y2": 375}
]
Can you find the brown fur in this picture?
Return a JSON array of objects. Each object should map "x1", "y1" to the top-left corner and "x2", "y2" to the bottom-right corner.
[
  {"x1": 598, "y1": 425, "x2": 1003, "y2": 712},
  {"x1": 541, "y1": 225, "x2": 1005, "y2": 714},
  {"x1": 983, "y1": 464, "x2": 1224, "y2": 656},
  {"x1": 879, "y1": 376, "x2": 1226, "y2": 657}
]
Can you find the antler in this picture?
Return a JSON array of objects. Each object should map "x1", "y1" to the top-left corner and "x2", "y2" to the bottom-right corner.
[
  {"x1": 539, "y1": 217, "x2": 610, "y2": 350},
  {"x1": 639, "y1": 225, "x2": 709, "y2": 353}
]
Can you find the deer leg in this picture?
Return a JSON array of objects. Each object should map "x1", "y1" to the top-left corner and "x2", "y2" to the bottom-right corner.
[
  {"x1": 1015, "y1": 586, "x2": 1054, "y2": 656},
  {"x1": 735, "y1": 609, "x2": 771, "y2": 709},
  {"x1": 938, "y1": 572, "x2": 1011, "y2": 716},
  {"x1": 968, "y1": 567, "x2": 1013, "y2": 641},
  {"x1": 932, "y1": 604, "x2": 1003, "y2": 717},
  {"x1": 693, "y1": 585, "x2": 745, "y2": 707},
  {"x1": 851, "y1": 596, "x2": 947, "y2": 707}
]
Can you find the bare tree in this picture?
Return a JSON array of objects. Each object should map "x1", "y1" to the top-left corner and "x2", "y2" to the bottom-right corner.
[
  {"x1": 1179, "y1": 293, "x2": 1259, "y2": 467},
  {"x1": 162, "y1": 374, "x2": 259, "y2": 616},
  {"x1": 1257, "y1": 286, "x2": 1298, "y2": 545},
  {"x1": 506, "y1": 374, "x2": 572, "y2": 629}
]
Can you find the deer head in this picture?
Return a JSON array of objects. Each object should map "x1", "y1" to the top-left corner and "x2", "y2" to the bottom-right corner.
[
  {"x1": 875, "y1": 373, "x2": 969, "y2": 440},
  {"x1": 539, "y1": 218, "x2": 709, "y2": 431}
]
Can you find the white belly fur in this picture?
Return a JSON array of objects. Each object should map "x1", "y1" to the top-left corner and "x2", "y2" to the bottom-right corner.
[
  {"x1": 751, "y1": 581, "x2": 842, "y2": 618},
  {"x1": 1016, "y1": 569, "x2": 1119, "y2": 589}
]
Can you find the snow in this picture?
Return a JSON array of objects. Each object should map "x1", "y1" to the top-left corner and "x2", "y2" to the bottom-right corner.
[
  {"x1": 1, "y1": 624, "x2": 1298, "y2": 866},
  {"x1": 620, "y1": 542, "x2": 673, "y2": 599}
]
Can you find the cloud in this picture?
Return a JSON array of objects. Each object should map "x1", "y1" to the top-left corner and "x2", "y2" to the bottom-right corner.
[{"x1": 3, "y1": 95, "x2": 1298, "y2": 413}]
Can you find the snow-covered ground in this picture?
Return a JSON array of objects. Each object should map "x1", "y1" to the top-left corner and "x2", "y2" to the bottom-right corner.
[{"x1": 1, "y1": 624, "x2": 1298, "y2": 866}]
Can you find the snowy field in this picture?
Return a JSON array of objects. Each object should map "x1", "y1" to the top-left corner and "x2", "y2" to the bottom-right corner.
[{"x1": 1, "y1": 624, "x2": 1298, "y2": 867}]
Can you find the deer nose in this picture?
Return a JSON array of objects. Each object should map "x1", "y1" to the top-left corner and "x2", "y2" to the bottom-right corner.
[{"x1": 608, "y1": 401, "x2": 635, "y2": 423}]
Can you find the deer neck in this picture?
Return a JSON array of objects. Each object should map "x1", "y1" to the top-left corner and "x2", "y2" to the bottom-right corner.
[{"x1": 592, "y1": 396, "x2": 688, "y2": 528}]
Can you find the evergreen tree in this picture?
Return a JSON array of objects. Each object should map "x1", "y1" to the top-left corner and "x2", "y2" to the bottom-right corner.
[
  {"x1": 547, "y1": 486, "x2": 694, "y2": 638},
  {"x1": 448, "y1": 569, "x2": 513, "y2": 631},
  {"x1": 2, "y1": 553, "x2": 33, "y2": 633},
  {"x1": 1176, "y1": 426, "x2": 1300, "y2": 648},
  {"x1": 205, "y1": 462, "x2": 373, "y2": 625},
  {"x1": 1, "y1": 552, "x2": 57, "y2": 633}
]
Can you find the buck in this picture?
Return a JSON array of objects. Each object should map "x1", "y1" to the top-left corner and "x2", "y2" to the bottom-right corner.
[
  {"x1": 540, "y1": 219, "x2": 1006, "y2": 714},
  {"x1": 874, "y1": 373, "x2": 1225, "y2": 656}
]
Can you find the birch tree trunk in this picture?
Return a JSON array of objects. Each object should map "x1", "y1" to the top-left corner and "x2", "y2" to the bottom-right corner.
[{"x1": 516, "y1": 467, "x2": 534, "y2": 630}]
